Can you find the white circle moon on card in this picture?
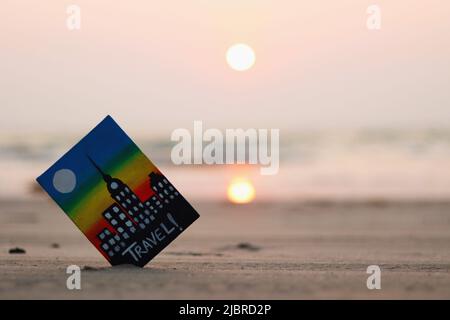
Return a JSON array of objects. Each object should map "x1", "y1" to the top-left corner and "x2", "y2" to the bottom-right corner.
[{"x1": 53, "y1": 169, "x2": 77, "y2": 193}]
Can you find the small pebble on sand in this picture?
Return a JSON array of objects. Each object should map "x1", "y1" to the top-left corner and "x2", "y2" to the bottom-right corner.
[
  {"x1": 9, "y1": 247, "x2": 26, "y2": 254},
  {"x1": 236, "y1": 242, "x2": 261, "y2": 251}
]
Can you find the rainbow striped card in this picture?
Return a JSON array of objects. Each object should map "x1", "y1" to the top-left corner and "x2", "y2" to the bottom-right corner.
[{"x1": 37, "y1": 116, "x2": 200, "y2": 267}]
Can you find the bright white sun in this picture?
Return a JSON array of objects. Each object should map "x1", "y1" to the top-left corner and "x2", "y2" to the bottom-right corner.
[
  {"x1": 226, "y1": 44, "x2": 255, "y2": 71},
  {"x1": 227, "y1": 178, "x2": 256, "y2": 204}
]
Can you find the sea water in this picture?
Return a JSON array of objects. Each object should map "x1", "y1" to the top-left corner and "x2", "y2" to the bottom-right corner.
[{"x1": 1, "y1": 128, "x2": 450, "y2": 202}]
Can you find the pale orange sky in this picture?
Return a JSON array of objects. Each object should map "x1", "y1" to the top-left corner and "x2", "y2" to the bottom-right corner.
[{"x1": 1, "y1": 1, "x2": 449, "y2": 135}]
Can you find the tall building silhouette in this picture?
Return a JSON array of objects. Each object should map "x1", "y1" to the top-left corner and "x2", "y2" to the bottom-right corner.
[{"x1": 87, "y1": 156, "x2": 148, "y2": 230}]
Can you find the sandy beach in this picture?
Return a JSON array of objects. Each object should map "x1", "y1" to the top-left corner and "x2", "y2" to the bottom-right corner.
[{"x1": 1, "y1": 197, "x2": 450, "y2": 299}]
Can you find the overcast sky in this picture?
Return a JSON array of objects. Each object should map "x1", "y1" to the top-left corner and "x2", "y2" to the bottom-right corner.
[{"x1": 1, "y1": 1, "x2": 449, "y2": 136}]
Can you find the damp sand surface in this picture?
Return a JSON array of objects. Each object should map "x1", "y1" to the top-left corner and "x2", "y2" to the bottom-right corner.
[{"x1": 1, "y1": 198, "x2": 450, "y2": 299}]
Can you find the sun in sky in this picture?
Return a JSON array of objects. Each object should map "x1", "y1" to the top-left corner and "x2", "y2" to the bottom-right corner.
[
  {"x1": 226, "y1": 44, "x2": 256, "y2": 71},
  {"x1": 227, "y1": 177, "x2": 256, "y2": 204}
]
